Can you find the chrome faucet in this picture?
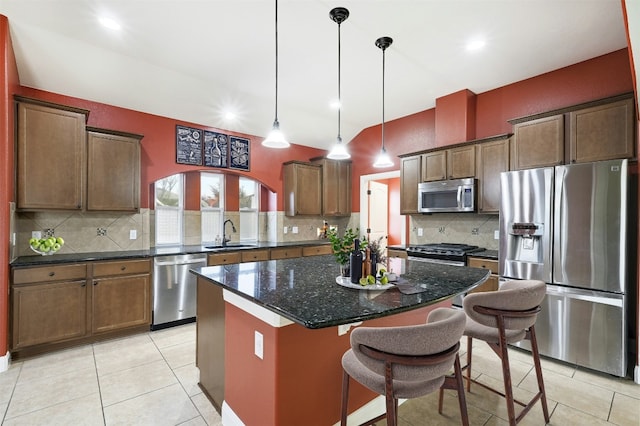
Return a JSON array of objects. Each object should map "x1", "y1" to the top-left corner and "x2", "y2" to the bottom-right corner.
[{"x1": 222, "y1": 219, "x2": 236, "y2": 247}]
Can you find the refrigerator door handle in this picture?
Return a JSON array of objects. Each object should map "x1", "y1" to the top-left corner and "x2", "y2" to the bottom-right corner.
[{"x1": 545, "y1": 286, "x2": 623, "y2": 308}]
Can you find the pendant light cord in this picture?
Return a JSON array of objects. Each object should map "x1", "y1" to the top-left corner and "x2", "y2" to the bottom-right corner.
[
  {"x1": 337, "y1": 20, "x2": 342, "y2": 141},
  {"x1": 274, "y1": 0, "x2": 279, "y2": 124},
  {"x1": 381, "y1": 46, "x2": 385, "y2": 150}
]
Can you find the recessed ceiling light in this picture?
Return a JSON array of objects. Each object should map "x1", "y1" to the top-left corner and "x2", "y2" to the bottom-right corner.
[
  {"x1": 224, "y1": 111, "x2": 236, "y2": 120},
  {"x1": 466, "y1": 38, "x2": 486, "y2": 51},
  {"x1": 99, "y1": 16, "x2": 121, "y2": 31}
]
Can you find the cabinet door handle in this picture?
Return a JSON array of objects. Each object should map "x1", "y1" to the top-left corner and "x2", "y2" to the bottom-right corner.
[
  {"x1": 93, "y1": 281, "x2": 98, "y2": 286},
  {"x1": 120, "y1": 266, "x2": 126, "y2": 271},
  {"x1": 81, "y1": 283, "x2": 86, "y2": 287},
  {"x1": 48, "y1": 271, "x2": 55, "y2": 277}
]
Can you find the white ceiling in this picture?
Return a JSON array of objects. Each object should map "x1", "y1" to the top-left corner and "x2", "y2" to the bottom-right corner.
[{"x1": 0, "y1": 0, "x2": 633, "y2": 151}]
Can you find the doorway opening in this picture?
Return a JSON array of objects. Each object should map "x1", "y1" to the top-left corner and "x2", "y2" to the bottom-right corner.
[{"x1": 359, "y1": 171, "x2": 405, "y2": 254}]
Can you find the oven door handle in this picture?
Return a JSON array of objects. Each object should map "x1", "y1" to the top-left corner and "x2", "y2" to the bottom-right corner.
[{"x1": 408, "y1": 256, "x2": 465, "y2": 267}]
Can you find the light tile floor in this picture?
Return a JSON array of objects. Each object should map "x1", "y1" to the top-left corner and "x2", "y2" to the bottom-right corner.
[{"x1": 0, "y1": 323, "x2": 637, "y2": 425}]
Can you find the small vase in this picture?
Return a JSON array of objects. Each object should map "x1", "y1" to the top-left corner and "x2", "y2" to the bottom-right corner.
[{"x1": 339, "y1": 263, "x2": 350, "y2": 278}]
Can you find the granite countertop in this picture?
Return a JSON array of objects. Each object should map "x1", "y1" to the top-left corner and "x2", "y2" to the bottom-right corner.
[
  {"x1": 191, "y1": 254, "x2": 490, "y2": 329},
  {"x1": 10, "y1": 240, "x2": 331, "y2": 267}
]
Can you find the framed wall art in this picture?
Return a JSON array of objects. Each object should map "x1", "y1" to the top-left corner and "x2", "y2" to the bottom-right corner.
[
  {"x1": 203, "y1": 130, "x2": 229, "y2": 168},
  {"x1": 176, "y1": 125, "x2": 203, "y2": 165},
  {"x1": 229, "y1": 136, "x2": 250, "y2": 171}
]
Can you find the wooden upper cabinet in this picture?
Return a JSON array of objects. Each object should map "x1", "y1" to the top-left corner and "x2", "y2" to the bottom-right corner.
[
  {"x1": 569, "y1": 97, "x2": 635, "y2": 163},
  {"x1": 15, "y1": 97, "x2": 89, "y2": 211},
  {"x1": 512, "y1": 114, "x2": 564, "y2": 170},
  {"x1": 283, "y1": 161, "x2": 322, "y2": 216},
  {"x1": 86, "y1": 128, "x2": 143, "y2": 212},
  {"x1": 312, "y1": 158, "x2": 351, "y2": 216},
  {"x1": 447, "y1": 145, "x2": 476, "y2": 179},
  {"x1": 421, "y1": 151, "x2": 447, "y2": 182},
  {"x1": 400, "y1": 155, "x2": 421, "y2": 214},
  {"x1": 476, "y1": 137, "x2": 510, "y2": 214},
  {"x1": 421, "y1": 146, "x2": 475, "y2": 182}
]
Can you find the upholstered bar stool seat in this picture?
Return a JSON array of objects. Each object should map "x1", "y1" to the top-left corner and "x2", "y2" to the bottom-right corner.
[
  {"x1": 340, "y1": 307, "x2": 469, "y2": 426},
  {"x1": 461, "y1": 280, "x2": 550, "y2": 426}
]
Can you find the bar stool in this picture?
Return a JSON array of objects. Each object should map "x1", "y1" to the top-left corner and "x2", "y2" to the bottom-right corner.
[
  {"x1": 340, "y1": 307, "x2": 469, "y2": 426},
  {"x1": 461, "y1": 279, "x2": 550, "y2": 425}
]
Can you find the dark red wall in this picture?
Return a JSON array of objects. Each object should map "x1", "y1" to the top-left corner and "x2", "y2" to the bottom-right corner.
[
  {"x1": 349, "y1": 49, "x2": 634, "y2": 212},
  {"x1": 17, "y1": 87, "x2": 325, "y2": 211},
  {"x1": 1, "y1": 15, "x2": 20, "y2": 357}
]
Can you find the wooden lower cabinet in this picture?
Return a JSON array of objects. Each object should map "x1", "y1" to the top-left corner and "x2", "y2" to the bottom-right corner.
[
  {"x1": 10, "y1": 258, "x2": 152, "y2": 356},
  {"x1": 208, "y1": 252, "x2": 241, "y2": 265},
  {"x1": 241, "y1": 249, "x2": 270, "y2": 263},
  {"x1": 269, "y1": 247, "x2": 303, "y2": 260},
  {"x1": 92, "y1": 274, "x2": 151, "y2": 334},
  {"x1": 12, "y1": 280, "x2": 88, "y2": 350},
  {"x1": 467, "y1": 256, "x2": 499, "y2": 293},
  {"x1": 302, "y1": 245, "x2": 332, "y2": 256}
]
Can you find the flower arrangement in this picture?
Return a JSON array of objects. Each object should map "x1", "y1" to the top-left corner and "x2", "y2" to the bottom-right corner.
[
  {"x1": 361, "y1": 235, "x2": 387, "y2": 266},
  {"x1": 326, "y1": 227, "x2": 359, "y2": 266}
]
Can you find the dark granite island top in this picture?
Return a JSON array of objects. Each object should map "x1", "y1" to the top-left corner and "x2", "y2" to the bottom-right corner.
[{"x1": 191, "y1": 254, "x2": 490, "y2": 329}]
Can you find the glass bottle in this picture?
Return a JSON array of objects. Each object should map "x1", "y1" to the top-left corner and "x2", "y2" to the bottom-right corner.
[{"x1": 350, "y1": 239, "x2": 363, "y2": 284}]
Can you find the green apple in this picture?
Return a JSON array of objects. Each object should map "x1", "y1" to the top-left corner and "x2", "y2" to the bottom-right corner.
[
  {"x1": 40, "y1": 243, "x2": 50, "y2": 252},
  {"x1": 52, "y1": 243, "x2": 61, "y2": 251},
  {"x1": 44, "y1": 239, "x2": 53, "y2": 248},
  {"x1": 29, "y1": 237, "x2": 38, "y2": 247},
  {"x1": 56, "y1": 237, "x2": 64, "y2": 245}
]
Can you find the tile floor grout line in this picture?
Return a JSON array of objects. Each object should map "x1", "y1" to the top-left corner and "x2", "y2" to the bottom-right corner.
[{"x1": 91, "y1": 343, "x2": 108, "y2": 426}]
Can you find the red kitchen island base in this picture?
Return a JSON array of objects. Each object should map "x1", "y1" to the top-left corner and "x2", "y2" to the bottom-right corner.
[{"x1": 219, "y1": 292, "x2": 450, "y2": 426}]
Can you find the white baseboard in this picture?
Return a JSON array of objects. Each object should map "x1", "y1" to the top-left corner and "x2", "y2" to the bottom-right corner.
[
  {"x1": 221, "y1": 401, "x2": 245, "y2": 426},
  {"x1": 0, "y1": 352, "x2": 10, "y2": 373},
  {"x1": 222, "y1": 396, "x2": 406, "y2": 426}
]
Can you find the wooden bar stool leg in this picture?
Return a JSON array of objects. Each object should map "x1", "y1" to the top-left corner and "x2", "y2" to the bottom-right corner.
[
  {"x1": 340, "y1": 370, "x2": 349, "y2": 426},
  {"x1": 454, "y1": 354, "x2": 470, "y2": 426},
  {"x1": 497, "y1": 318, "x2": 517, "y2": 426},
  {"x1": 530, "y1": 326, "x2": 550, "y2": 422},
  {"x1": 466, "y1": 336, "x2": 473, "y2": 392}
]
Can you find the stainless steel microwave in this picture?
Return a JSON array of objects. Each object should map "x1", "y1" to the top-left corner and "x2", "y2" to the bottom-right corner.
[{"x1": 418, "y1": 178, "x2": 476, "y2": 213}]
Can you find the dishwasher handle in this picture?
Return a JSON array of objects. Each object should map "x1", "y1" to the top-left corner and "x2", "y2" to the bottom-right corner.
[{"x1": 154, "y1": 258, "x2": 207, "y2": 267}]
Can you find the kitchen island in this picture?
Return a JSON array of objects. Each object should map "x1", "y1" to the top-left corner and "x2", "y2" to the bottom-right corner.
[{"x1": 192, "y1": 255, "x2": 490, "y2": 426}]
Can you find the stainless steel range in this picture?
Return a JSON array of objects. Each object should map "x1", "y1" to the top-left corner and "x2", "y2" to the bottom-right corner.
[
  {"x1": 407, "y1": 243, "x2": 485, "y2": 307},
  {"x1": 407, "y1": 243, "x2": 484, "y2": 266}
]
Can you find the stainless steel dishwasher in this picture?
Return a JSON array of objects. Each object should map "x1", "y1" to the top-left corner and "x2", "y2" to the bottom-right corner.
[{"x1": 152, "y1": 253, "x2": 207, "y2": 330}]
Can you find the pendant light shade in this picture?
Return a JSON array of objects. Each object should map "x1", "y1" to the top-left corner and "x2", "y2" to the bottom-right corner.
[
  {"x1": 262, "y1": 0, "x2": 290, "y2": 148},
  {"x1": 327, "y1": 7, "x2": 350, "y2": 160},
  {"x1": 373, "y1": 36, "x2": 393, "y2": 168}
]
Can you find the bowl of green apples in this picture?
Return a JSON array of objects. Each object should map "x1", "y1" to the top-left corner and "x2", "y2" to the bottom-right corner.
[{"x1": 29, "y1": 236, "x2": 64, "y2": 256}]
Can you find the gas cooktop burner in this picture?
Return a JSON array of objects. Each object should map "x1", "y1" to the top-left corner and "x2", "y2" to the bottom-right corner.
[{"x1": 407, "y1": 243, "x2": 484, "y2": 262}]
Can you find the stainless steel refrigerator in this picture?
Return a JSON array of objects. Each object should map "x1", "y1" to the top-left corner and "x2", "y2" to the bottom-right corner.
[{"x1": 499, "y1": 159, "x2": 629, "y2": 377}]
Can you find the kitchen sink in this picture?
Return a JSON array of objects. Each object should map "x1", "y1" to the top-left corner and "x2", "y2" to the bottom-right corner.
[{"x1": 204, "y1": 244, "x2": 257, "y2": 250}]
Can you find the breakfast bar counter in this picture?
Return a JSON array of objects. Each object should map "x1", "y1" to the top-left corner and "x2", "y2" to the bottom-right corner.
[{"x1": 192, "y1": 255, "x2": 490, "y2": 426}]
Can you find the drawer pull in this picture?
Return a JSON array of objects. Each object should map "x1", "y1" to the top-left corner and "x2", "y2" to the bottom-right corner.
[
  {"x1": 93, "y1": 281, "x2": 98, "y2": 286},
  {"x1": 49, "y1": 272, "x2": 55, "y2": 277},
  {"x1": 121, "y1": 266, "x2": 126, "y2": 271}
]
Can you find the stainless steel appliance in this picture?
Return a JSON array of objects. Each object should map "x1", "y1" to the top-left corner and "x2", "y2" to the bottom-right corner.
[
  {"x1": 407, "y1": 243, "x2": 485, "y2": 307},
  {"x1": 418, "y1": 178, "x2": 476, "y2": 213},
  {"x1": 152, "y1": 253, "x2": 207, "y2": 330},
  {"x1": 500, "y1": 159, "x2": 629, "y2": 377}
]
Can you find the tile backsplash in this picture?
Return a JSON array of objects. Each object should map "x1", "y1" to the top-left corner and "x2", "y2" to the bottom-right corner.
[
  {"x1": 15, "y1": 209, "x2": 151, "y2": 257},
  {"x1": 409, "y1": 213, "x2": 500, "y2": 250}
]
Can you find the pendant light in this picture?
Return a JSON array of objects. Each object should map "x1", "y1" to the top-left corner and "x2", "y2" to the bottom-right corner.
[
  {"x1": 262, "y1": 0, "x2": 290, "y2": 148},
  {"x1": 327, "y1": 7, "x2": 350, "y2": 160},
  {"x1": 373, "y1": 36, "x2": 394, "y2": 168}
]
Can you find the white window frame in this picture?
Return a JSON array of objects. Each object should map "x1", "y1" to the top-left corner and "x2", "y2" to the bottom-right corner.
[
  {"x1": 239, "y1": 177, "x2": 259, "y2": 243},
  {"x1": 155, "y1": 173, "x2": 184, "y2": 246},
  {"x1": 201, "y1": 172, "x2": 225, "y2": 244}
]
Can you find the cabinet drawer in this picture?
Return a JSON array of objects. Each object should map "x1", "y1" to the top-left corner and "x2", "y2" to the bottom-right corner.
[
  {"x1": 208, "y1": 252, "x2": 241, "y2": 265},
  {"x1": 302, "y1": 245, "x2": 332, "y2": 256},
  {"x1": 13, "y1": 264, "x2": 87, "y2": 285},
  {"x1": 467, "y1": 257, "x2": 498, "y2": 274},
  {"x1": 93, "y1": 259, "x2": 151, "y2": 277},
  {"x1": 241, "y1": 250, "x2": 270, "y2": 263},
  {"x1": 270, "y1": 247, "x2": 302, "y2": 260},
  {"x1": 387, "y1": 249, "x2": 408, "y2": 259}
]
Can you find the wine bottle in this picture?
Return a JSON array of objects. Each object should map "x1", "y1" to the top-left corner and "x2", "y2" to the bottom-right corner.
[{"x1": 350, "y1": 239, "x2": 363, "y2": 284}]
